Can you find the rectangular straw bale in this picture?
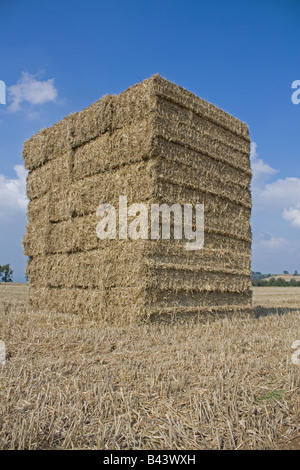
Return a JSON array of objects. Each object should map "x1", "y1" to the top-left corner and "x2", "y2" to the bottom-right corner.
[
  {"x1": 72, "y1": 119, "x2": 155, "y2": 180},
  {"x1": 47, "y1": 159, "x2": 157, "y2": 222},
  {"x1": 154, "y1": 114, "x2": 251, "y2": 174},
  {"x1": 45, "y1": 214, "x2": 99, "y2": 254},
  {"x1": 151, "y1": 74, "x2": 250, "y2": 140},
  {"x1": 70, "y1": 159, "x2": 157, "y2": 218},
  {"x1": 24, "y1": 74, "x2": 253, "y2": 323},
  {"x1": 147, "y1": 269, "x2": 251, "y2": 293},
  {"x1": 23, "y1": 224, "x2": 48, "y2": 257},
  {"x1": 145, "y1": 241, "x2": 251, "y2": 272},
  {"x1": 148, "y1": 304, "x2": 253, "y2": 321},
  {"x1": 155, "y1": 155, "x2": 251, "y2": 208},
  {"x1": 28, "y1": 285, "x2": 147, "y2": 321},
  {"x1": 26, "y1": 151, "x2": 71, "y2": 200},
  {"x1": 27, "y1": 246, "x2": 148, "y2": 289},
  {"x1": 27, "y1": 193, "x2": 48, "y2": 225},
  {"x1": 23, "y1": 114, "x2": 76, "y2": 171},
  {"x1": 155, "y1": 96, "x2": 250, "y2": 157},
  {"x1": 147, "y1": 289, "x2": 252, "y2": 309},
  {"x1": 156, "y1": 137, "x2": 251, "y2": 189}
]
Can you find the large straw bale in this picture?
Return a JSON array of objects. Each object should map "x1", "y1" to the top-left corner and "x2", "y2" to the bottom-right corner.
[
  {"x1": 47, "y1": 159, "x2": 157, "y2": 223},
  {"x1": 146, "y1": 241, "x2": 251, "y2": 272},
  {"x1": 72, "y1": 120, "x2": 155, "y2": 180},
  {"x1": 154, "y1": 114, "x2": 251, "y2": 174},
  {"x1": 23, "y1": 114, "x2": 76, "y2": 170},
  {"x1": 23, "y1": 77, "x2": 157, "y2": 172},
  {"x1": 155, "y1": 149, "x2": 251, "y2": 208},
  {"x1": 23, "y1": 74, "x2": 253, "y2": 323},
  {"x1": 26, "y1": 151, "x2": 71, "y2": 200},
  {"x1": 150, "y1": 74, "x2": 250, "y2": 139},
  {"x1": 26, "y1": 243, "x2": 250, "y2": 291},
  {"x1": 26, "y1": 246, "x2": 147, "y2": 289},
  {"x1": 23, "y1": 224, "x2": 48, "y2": 257},
  {"x1": 155, "y1": 97, "x2": 250, "y2": 157},
  {"x1": 28, "y1": 285, "x2": 146, "y2": 321},
  {"x1": 27, "y1": 284, "x2": 252, "y2": 323},
  {"x1": 156, "y1": 137, "x2": 251, "y2": 189},
  {"x1": 70, "y1": 159, "x2": 157, "y2": 217}
]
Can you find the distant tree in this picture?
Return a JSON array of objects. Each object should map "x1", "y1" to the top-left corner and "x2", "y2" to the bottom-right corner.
[
  {"x1": 0, "y1": 264, "x2": 13, "y2": 282},
  {"x1": 283, "y1": 270, "x2": 289, "y2": 275},
  {"x1": 276, "y1": 277, "x2": 287, "y2": 286},
  {"x1": 293, "y1": 270, "x2": 298, "y2": 276}
]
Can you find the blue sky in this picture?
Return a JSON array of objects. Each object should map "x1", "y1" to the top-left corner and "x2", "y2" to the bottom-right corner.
[{"x1": 0, "y1": 0, "x2": 300, "y2": 281}]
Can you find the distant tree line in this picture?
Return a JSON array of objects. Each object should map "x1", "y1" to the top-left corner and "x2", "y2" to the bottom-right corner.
[
  {"x1": 0, "y1": 264, "x2": 13, "y2": 282},
  {"x1": 252, "y1": 273, "x2": 300, "y2": 287}
]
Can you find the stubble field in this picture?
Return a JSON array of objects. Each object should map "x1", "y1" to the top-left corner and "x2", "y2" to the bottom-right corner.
[{"x1": 0, "y1": 284, "x2": 299, "y2": 450}]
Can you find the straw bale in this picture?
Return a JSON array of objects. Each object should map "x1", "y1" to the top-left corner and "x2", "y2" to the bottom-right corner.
[
  {"x1": 153, "y1": 182, "x2": 251, "y2": 241},
  {"x1": 71, "y1": 95, "x2": 114, "y2": 148},
  {"x1": 28, "y1": 284, "x2": 252, "y2": 323},
  {"x1": 145, "y1": 241, "x2": 251, "y2": 272},
  {"x1": 155, "y1": 137, "x2": 251, "y2": 189},
  {"x1": 70, "y1": 159, "x2": 157, "y2": 218},
  {"x1": 27, "y1": 193, "x2": 48, "y2": 225},
  {"x1": 28, "y1": 285, "x2": 147, "y2": 321},
  {"x1": 23, "y1": 114, "x2": 76, "y2": 171},
  {"x1": 155, "y1": 97, "x2": 250, "y2": 157},
  {"x1": 148, "y1": 269, "x2": 251, "y2": 293},
  {"x1": 23, "y1": 224, "x2": 48, "y2": 257},
  {"x1": 151, "y1": 74, "x2": 250, "y2": 140},
  {"x1": 45, "y1": 214, "x2": 99, "y2": 254},
  {"x1": 23, "y1": 74, "x2": 253, "y2": 322},
  {"x1": 147, "y1": 289, "x2": 252, "y2": 309},
  {"x1": 48, "y1": 188, "x2": 72, "y2": 223},
  {"x1": 154, "y1": 114, "x2": 251, "y2": 174},
  {"x1": 148, "y1": 305, "x2": 253, "y2": 322},
  {"x1": 26, "y1": 246, "x2": 147, "y2": 289},
  {"x1": 155, "y1": 155, "x2": 251, "y2": 209},
  {"x1": 72, "y1": 120, "x2": 155, "y2": 180},
  {"x1": 26, "y1": 151, "x2": 71, "y2": 200}
]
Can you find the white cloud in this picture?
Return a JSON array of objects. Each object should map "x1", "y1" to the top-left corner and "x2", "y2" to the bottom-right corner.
[
  {"x1": 0, "y1": 165, "x2": 28, "y2": 220},
  {"x1": 250, "y1": 143, "x2": 300, "y2": 271},
  {"x1": 258, "y1": 234, "x2": 289, "y2": 251},
  {"x1": 257, "y1": 177, "x2": 300, "y2": 212},
  {"x1": 250, "y1": 142, "x2": 278, "y2": 188},
  {"x1": 8, "y1": 72, "x2": 58, "y2": 112},
  {"x1": 251, "y1": 142, "x2": 300, "y2": 217},
  {"x1": 283, "y1": 203, "x2": 300, "y2": 228}
]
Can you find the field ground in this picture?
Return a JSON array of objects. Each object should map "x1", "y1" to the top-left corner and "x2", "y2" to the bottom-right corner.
[{"x1": 0, "y1": 284, "x2": 299, "y2": 450}]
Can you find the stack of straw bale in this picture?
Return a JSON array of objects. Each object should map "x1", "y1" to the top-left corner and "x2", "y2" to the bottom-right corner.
[{"x1": 23, "y1": 74, "x2": 253, "y2": 323}]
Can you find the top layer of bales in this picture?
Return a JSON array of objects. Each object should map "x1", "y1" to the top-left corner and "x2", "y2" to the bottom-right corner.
[{"x1": 22, "y1": 74, "x2": 250, "y2": 171}]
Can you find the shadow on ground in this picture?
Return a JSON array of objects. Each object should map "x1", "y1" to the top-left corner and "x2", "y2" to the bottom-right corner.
[{"x1": 254, "y1": 306, "x2": 299, "y2": 318}]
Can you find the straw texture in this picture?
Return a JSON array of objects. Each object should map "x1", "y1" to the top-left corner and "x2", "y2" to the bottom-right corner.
[{"x1": 23, "y1": 74, "x2": 252, "y2": 323}]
